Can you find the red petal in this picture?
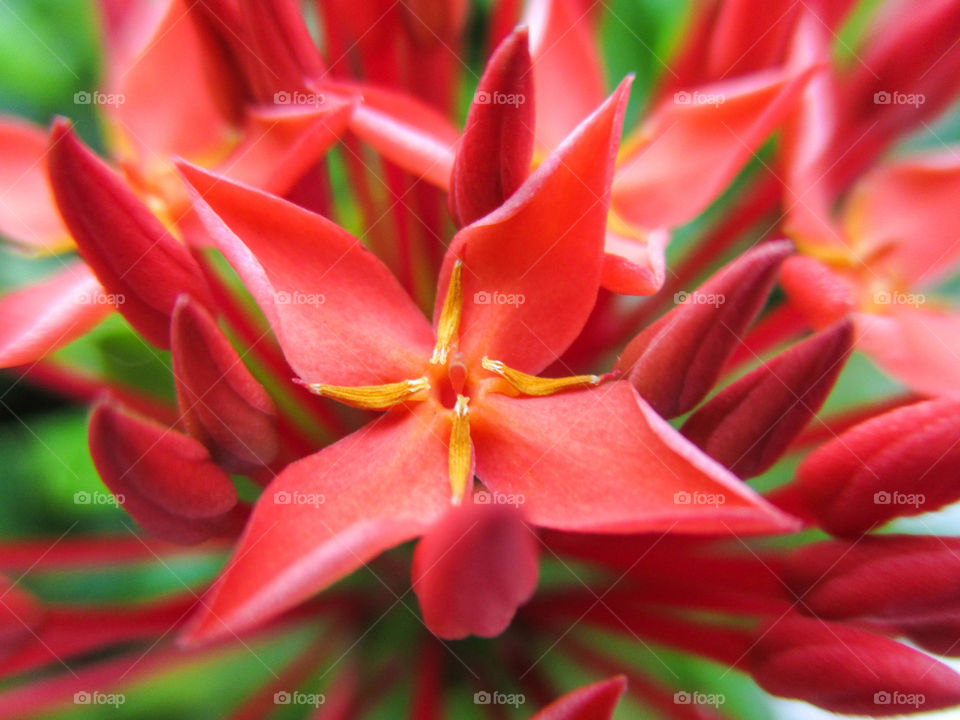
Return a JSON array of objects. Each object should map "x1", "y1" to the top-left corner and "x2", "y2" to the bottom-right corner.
[
  {"x1": 105, "y1": 0, "x2": 242, "y2": 161},
  {"x1": 171, "y1": 296, "x2": 278, "y2": 473},
  {"x1": 46, "y1": 121, "x2": 215, "y2": 348},
  {"x1": 613, "y1": 63, "x2": 814, "y2": 230},
  {"x1": 600, "y1": 227, "x2": 668, "y2": 296},
  {"x1": 89, "y1": 399, "x2": 238, "y2": 545},
  {"x1": 785, "y1": 535, "x2": 960, "y2": 623},
  {"x1": 529, "y1": 676, "x2": 626, "y2": 720},
  {"x1": 617, "y1": 240, "x2": 793, "y2": 418},
  {"x1": 182, "y1": 405, "x2": 450, "y2": 644},
  {"x1": 437, "y1": 80, "x2": 630, "y2": 375},
  {"x1": 526, "y1": 0, "x2": 606, "y2": 152},
  {"x1": 0, "y1": 117, "x2": 69, "y2": 252},
  {"x1": 854, "y1": 310, "x2": 960, "y2": 397},
  {"x1": 177, "y1": 162, "x2": 435, "y2": 385},
  {"x1": 0, "y1": 263, "x2": 111, "y2": 368},
  {"x1": 0, "y1": 578, "x2": 41, "y2": 660},
  {"x1": 472, "y1": 382, "x2": 798, "y2": 534},
  {"x1": 749, "y1": 614, "x2": 960, "y2": 715},
  {"x1": 796, "y1": 397, "x2": 960, "y2": 536},
  {"x1": 216, "y1": 99, "x2": 354, "y2": 198},
  {"x1": 843, "y1": 151, "x2": 960, "y2": 287},
  {"x1": 682, "y1": 320, "x2": 853, "y2": 478},
  {"x1": 339, "y1": 81, "x2": 459, "y2": 188},
  {"x1": 413, "y1": 503, "x2": 538, "y2": 639},
  {"x1": 448, "y1": 28, "x2": 534, "y2": 227},
  {"x1": 237, "y1": 0, "x2": 325, "y2": 95}
]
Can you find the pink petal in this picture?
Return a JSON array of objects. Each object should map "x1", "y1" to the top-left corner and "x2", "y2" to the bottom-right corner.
[
  {"x1": 181, "y1": 405, "x2": 450, "y2": 644},
  {"x1": 613, "y1": 64, "x2": 814, "y2": 230},
  {"x1": 855, "y1": 310, "x2": 960, "y2": 397},
  {"x1": 46, "y1": 121, "x2": 215, "y2": 349},
  {"x1": 600, "y1": 227, "x2": 669, "y2": 296},
  {"x1": 436, "y1": 80, "x2": 630, "y2": 375},
  {"x1": 178, "y1": 162, "x2": 435, "y2": 385},
  {"x1": 89, "y1": 399, "x2": 239, "y2": 545},
  {"x1": 413, "y1": 503, "x2": 538, "y2": 639},
  {"x1": 525, "y1": 0, "x2": 606, "y2": 152},
  {"x1": 472, "y1": 382, "x2": 798, "y2": 534},
  {"x1": 0, "y1": 263, "x2": 111, "y2": 368},
  {"x1": 843, "y1": 151, "x2": 960, "y2": 287},
  {"x1": 0, "y1": 117, "x2": 69, "y2": 252}
]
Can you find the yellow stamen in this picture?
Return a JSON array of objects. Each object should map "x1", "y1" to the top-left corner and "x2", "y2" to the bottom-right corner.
[
  {"x1": 431, "y1": 260, "x2": 463, "y2": 365},
  {"x1": 305, "y1": 377, "x2": 430, "y2": 410},
  {"x1": 481, "y1": 357, "x2": 601, "y2": 396},
  {"x1": 448, "y1": 395, "x2": 472, "y2": 504}
]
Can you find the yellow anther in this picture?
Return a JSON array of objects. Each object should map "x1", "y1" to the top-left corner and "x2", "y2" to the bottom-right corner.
[
  {"x1": 305, "y1": 377, "x2": 430, "y2": 410},
  {"x1": 448, "y1": 395, "x2": 472, "y2": 505},
  {"x1": 481, "y1": 357, "x2": 601, "y2": 397},
  {"x1": 431, "y1": 260, "x2": 463, "y2": 365}
]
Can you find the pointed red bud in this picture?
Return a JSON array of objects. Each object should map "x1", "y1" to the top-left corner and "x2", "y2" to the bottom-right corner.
[
  {"x1": 682, "y1": 320, "x2": 852, "y2": 477},
  {"x1": 616, "y1": 240, "x2": 793, "y2": 418},
  {"x1": 449, "y1": 27, "x2": 535, "y2": 227},
  {"x1": 529, "y1": 676, "x2": 626, "y2": 720},
  {"x1": 171, "y1": 296, "x2": 279, "y2": 473},
  {"x1": 796, "y1": 398, "x2": 960, "y2": 536},
  {"x1": 749, "y1": 614, "x2": 960, "y2": 715},
  {"x1": 46, "y1": 120, "x2": 215, "y2": 348},
  {"x1": 413, "y1": 503, "x2": 539, "y2": 640},
  {"x1": 785, "y1": 535, "x2": 960, "y2": 623},
  {"x1": 89, "y1": 399, "x2": 239, "y2": 544}
]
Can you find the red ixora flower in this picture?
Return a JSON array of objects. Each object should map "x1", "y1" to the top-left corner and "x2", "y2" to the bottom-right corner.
[{"x1": 173, "y1": 78, "x2": 794, "y2": 643}]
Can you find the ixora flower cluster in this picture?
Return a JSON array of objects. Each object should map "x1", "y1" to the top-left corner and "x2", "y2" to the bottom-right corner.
[{"x1": 2, "y1": 0, "x2": 960, "y2": 717}]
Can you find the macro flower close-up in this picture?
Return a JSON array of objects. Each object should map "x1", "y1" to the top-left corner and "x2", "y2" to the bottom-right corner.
[{"x1": 2, "y1": 1, "x2": 960, "y2": 718}]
